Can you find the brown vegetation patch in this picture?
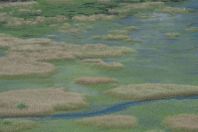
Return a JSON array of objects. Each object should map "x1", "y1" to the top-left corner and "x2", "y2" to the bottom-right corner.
[
  {"x1": 75, "y1": 77, "x2": 117, "y2": 85},
  {"x1": 0, "y1": 36, "x2": 132, "y2": 76},
  {"x1": 108, "y1": 2, "x2": 189, "y2": 16},
  {"x1": 0, "y1": 54, "x2": 55, "y2": 76},
  {"x1": 82, "y1": 59, "x2": 124, "y2": 69},
  {"x1": 107, "y1": 83, "x2": 198, "y2": 100},
  {"x1": 186, "y1": 27, "x2": 198, "y2": 32},
  {"x1": 164, "y1": 114, "x2": 198, "y2": 132},
  {"x1": 72, "y1": 14, "x2": 115, "y2": 22},
  {"x1": 0, "y1": 1, "x2": 37, "y2": 9},
  {"x1": 165, "y1": 32, "x2": 180, "y2": 39},
  {"x1": 78, "y1": 115, "x2": 138, "y2": 129},
  {"x1": 0, "y1": 88, "x2": 87, "y2": 117},
  {"x1": 0, "y1": 13, "x2": 68, "y2": 27},
  {"x1": 0, "y1": 119, "x2": 38, "y2": 132}
]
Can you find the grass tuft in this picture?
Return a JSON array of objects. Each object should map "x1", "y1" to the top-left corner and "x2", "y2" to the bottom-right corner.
[
  {"x1": 78, "y1": 115, "x2": 138, "y2": 129},
  {"x1": 164, "y1": 114, "x2": 198, "y2": 132},
  {"x1": 75, "y1": 77, "x2": 117, "y2": 85},
  {"x1": 0, "y1": 88, "x2": 88, "y2": 117},
  {"x1": 107, "y1": 83, "x2": 198, "y2": 101}
]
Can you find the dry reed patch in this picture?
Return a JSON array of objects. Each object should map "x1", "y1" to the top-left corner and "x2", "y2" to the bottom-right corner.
[
  {"x1": 164, "y1": 114, "x2": 198, "y2": 132},
  {"x1": 165, "y1": 32, "x2": 180, "y2": 39},
  {"x1": 109, "y1": 2, "x2": 189, "y2": 16},
  {"x1": 185, "y1": 27, "x2": 198, "y2": 32},
  {"x1": 160, "y1": 7, "x2": 189, "y2": 14},
  {"x1": 72, "y1": 14, "x2": 115, "y2": 22},
  {"x1": 145, "y1": 129, "x2": 165, "y2": 132},
  {"x1": 4, "y1": 15, "x2": 67, "y2": 27},
  {"x1": 45, "y1": 0, "x2": 72, "y2": 4},
  {"x1": 78, "y1": 115, "x2": 138, "y2": 129},
  {"x1": 75, "y1": 77, "x2": 117, "y2": 85},
  {"x1": 0, "y1": 88, "x2": 87, "y2": 117},
  {"x1": 81, "y1": 59, "x2": 123, "y2": 69},
  {"x1": 71, "y1": 44, "x2": 133, "y2": 58},
  {"x1": 107, "y1": 83, "x2": 198, "y2": 100},
  {"x1": 0, "y1": 53, "x2": 55, "y2": 76},
  {"x1": 0, "y1": 11, "x2": 67, "y2": 27},
  {"x1": 0, "y1": 119, "x2": 38, "y2": 132},
  {"x1": 0, "y1": 36, "x2": 132, "y2": 76},
  {"x1": 109, "y1": 2, "x2": 164, "y2": 15},
  {"x1": 0, "y1": 1, "x2": 37, "y2": 9}
]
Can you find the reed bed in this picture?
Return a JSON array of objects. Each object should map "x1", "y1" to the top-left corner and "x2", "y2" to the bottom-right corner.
[
  {"x1": 72, "y1": 14, "x2": 115, "y2": 22},
  {"x1": 0, "y1": 88, "x2": 87, "y2": 117},
  {"x1": 78, "y1": 115, "x2": 138, "y2": 129},
  {"x1": 0, "y1": 36, "x2": 132, "y2": 76},
  {"x1": 75, "y1": 77, "x2": 117, "y2": 85},
  {"x1": 109, "y1": 2, "x2": 189, "y2": 16},
  {"x1": 0, "y1": 1, "x2": 37, "y2": 9},
  {"x1": 107, "y1": 83, "x2": 198, "y2": 100},
  {"x1": 165, "y1": 32, "x2": 180, "y2": 39},
  {"x1": 0, "y1": 119, "x2": 37, "y2": 132},
  {"x1": 82, "y1": 59, "x2": 124, "y2": 69},
  {"x1": 0, "y1": 13, "x2": 68, "y2": 27},
  {"x1": 186, "y1": 27, "x2": 198, "y2": 32},
  {"x1": 164, "y1": 114, "x2": 198, "y2": 132}
]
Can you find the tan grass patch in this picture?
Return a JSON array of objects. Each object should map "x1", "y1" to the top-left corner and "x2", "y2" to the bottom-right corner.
[
  {"x1": 0, "y1": 88, "x2": 87, "y2": 117},
  {"x1": 165, "y1": 32, "x2": 180, "y2": 39},
  {"x1": 0, "y1": 1, "x2": 37, "y2": 9},
  {"x1": 0, "y1": 119, "x2": 38, "y2": 132},
  {"x1": 164, "y1": 114, "x2": 198, "y2": 132},
  {"x1": 160, "y1": 7, "x2": 189, "y2": 14},
  {"x1": 109, "y1": 2, "x2": 189, "y2": 16},
  {"x1": 78, "y1": 115, "x2": 138, "y2": 129},
  {"x1": 107, "y1": 83, "x2": 198, "y2": 100},
  {"x1": 45, "y1": 0, "x2": 72, "y2": 4},
  {"x1": 82, "y1": 59, "x2": 124, "y2": 69},
  {"x1": 109, "y1": 2, "x2": 164, "y2": 15},
  {"x1": 0, "y1": 36, "x2": 132, "y2": 76},
  {"x1": 145, "y1": 129, "x2": 165, "y2": 132},
  {"x1": 0, "y1": 54, "x2": 55, "y2": 76},
  {"x1": 75, "y1": 77, "x2": 117, "y2": 85},
  {"x1": 185, "y1": 27, "x2": 198, "y2": 32},
  {"x1": 0, "y1": 12, "x2": 67, "y2": 27},
  {"x1": 72, "y1": 14, "x2": 115, "y2": 22}
]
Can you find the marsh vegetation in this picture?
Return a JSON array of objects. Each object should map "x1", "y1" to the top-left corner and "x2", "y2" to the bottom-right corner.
[{"x1": 0, "y1": 0, "x2": 197, "y2": 132}]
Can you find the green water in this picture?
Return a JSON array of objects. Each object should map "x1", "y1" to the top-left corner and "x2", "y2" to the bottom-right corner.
[{"x1": 0, "y1": 0, "x2": 197, "y2": 132}]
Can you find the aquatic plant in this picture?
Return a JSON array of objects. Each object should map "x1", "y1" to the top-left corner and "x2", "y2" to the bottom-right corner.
[
  {"x1": 0, "y1": 119, "x2": 37, "y2": 132},
  {"x1": 165, "y1": 32, "x2": 180, "y2": 39},
  {"x1": 0, "y1": 36, "x2": 132, "y2": 76},
  {"x1": 78, "y1": 115, "x2": 138, "y2": 129},
  {"x1": 107, "y1": 83, "x2": 198, "y2": 100},
  {"x1": 75, "y1": 77, "x2": 117, "y2": 85},
  {"x1": 159, "y1": 6, "x2": 189, "y2": 14},
  {"x1": 72, "y1": 14, "x2": 116, "y2": 22},
  {"x1": 0, "y1": 88, "x2": 87, "y2": 117},
  {"x1": 164, "y1": 114, "x2": 198, "y2": 131},
  {"x1": 185, "y1": 27, "x2": 198, "y2": 32},
  {"x1": 82, "y1": 59, "x2": 124, "y2": 69}
]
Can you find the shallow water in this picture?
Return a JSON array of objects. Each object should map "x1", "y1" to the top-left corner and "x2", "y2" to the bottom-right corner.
[{"x1": 0, "y1": 0, "x2": 197, "y2": 119}]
